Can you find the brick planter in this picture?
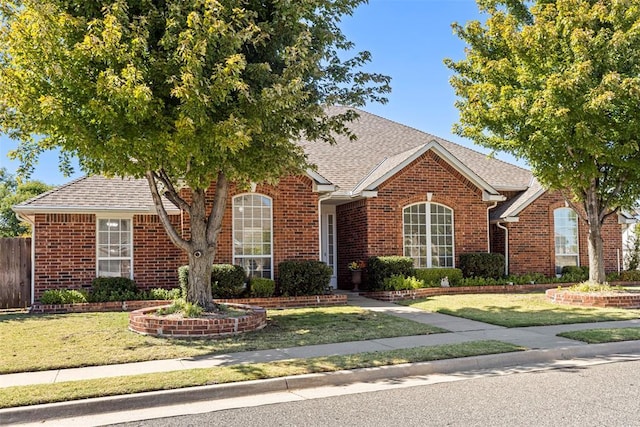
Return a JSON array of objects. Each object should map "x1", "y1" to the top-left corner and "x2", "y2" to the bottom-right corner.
[
  {"x1": 129, "y1": 303, "x2": 267, "y2": 338},
  {"x1": 545, "y1": 288, "x2": 640, "y2": 309}
]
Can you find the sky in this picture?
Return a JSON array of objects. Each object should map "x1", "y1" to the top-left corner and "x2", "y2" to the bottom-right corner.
[{"x1": 0, "y1": 0, "x2": 526, "y2": 186}]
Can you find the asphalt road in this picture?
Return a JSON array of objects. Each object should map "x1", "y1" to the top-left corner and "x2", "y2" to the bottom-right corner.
[{"x1": 112, "y1": 359, "x2": 640, "y2": 427}]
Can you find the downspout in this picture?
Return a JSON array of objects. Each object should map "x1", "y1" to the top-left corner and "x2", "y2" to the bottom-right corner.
[
  {"x1": 15, "y1": 212, "x2": 35, "y2": 306},
  {"x1": 496, "y1": 221, "x2": 509, "y2": 276},
  {"x1": 486, "y1": 202, "x2": 498, "y2": 252}
]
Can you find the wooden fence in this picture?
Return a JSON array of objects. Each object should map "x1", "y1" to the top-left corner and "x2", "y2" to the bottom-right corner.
[{"x1": 0, "y1": 238, "x2": 31, "y2": 309}]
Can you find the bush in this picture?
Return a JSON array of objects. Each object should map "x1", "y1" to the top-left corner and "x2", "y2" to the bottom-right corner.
[
  {"x1": 413, "y1": 268, "x2": 463, "y2": 287},
  {"x1": 178, "y1": 264, "x2": 247, "y2": 299},
  {"x1": 156, "y1": 298, "x2": 203, "y2": 318},
  {"x1": 249, "y1": 277, "x2": 276, "y2": 297},
  {"x1": 278, "y1": 260, "x2": 332, "y2": 296},
  {"x1": 458, "y1": 253, "x2": 505, "y2": 279},
  {"x1": 381, "y1": 275, "x2": 423, "y2": 291},
  {"x1": 618, "y1": 269, "x2": 640, "y2": 282},
  {"x1": 367, "y1": 256, "x2": 414, "y2": 290},
  {"x1": 89, "y1": 277, "x2": 138, "y2": 302},
  {"x1": 211, "y1": 264, "x2": 247, "y2": 298},
  {"x1": 40, "y1": 289, "x2": 88, "y2": 304},
  {"x1": 141, "y1": 288, "x2": 182, "y2": 300},
  {"x1": 560, "y1": 266, "x2": 589, "y2": 282}
]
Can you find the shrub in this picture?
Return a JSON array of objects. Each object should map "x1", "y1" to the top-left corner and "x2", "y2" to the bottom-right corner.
[
  {"x1": 141, "y1": 288, "x2": 182, "y2": 300},
  {"x1": 458, "y1": 253, "x2": 505, "y2": 279},
  {"x1": 618, "y1": 269, "x2": 640, "y2": 282},
  {"x1": 178, "y1": 264, "x2": 247, "y2": 299},
  {"x1": 367, "y1": 256, "x2": 414, "y2": 290},
  {"x1": 381, "y1": 275, "x2": 423, "y2": 291},
  {"x1": 278, "y1": 260, "x2": 332, "y2": 296},
  {"x1": 560, "y1": 266, "x2": 589, "y2": 282},
  {"x1": 89, "y1": 277, "x2": 138, "y2": 302},
  {"x1": 211, "y1": 264, "x2": 247, "y2": 298},
  {"x1": 249, "y1": 277, "x2": 276, "y2": 297},
  {"x1": 156, "y1": 298, "x2": 203, "y2": 318},
  {"x1": 413, "y1": 268, "x2": 463, "y2": 287},
  {"x1": 40, "y1": 289, "x2": 88, "y2": 304}
]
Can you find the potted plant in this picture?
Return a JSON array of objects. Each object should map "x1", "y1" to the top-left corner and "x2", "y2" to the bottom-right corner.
[{"x1": 348, "y1": 260, "x2": 365, "y2": 292}]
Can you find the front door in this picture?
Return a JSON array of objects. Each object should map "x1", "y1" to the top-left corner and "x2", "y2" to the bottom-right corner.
[{"x1": 321, "y1": 205, "x2": 337, "y2": 288}]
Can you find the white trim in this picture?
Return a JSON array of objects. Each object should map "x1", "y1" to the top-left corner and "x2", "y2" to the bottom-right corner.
[
  {"x1": 306, "y1": 169, "x2": 332, "y2": 185},
  {"x1": 232, "y1": 193, "x2": 274, "y2": 279},
  {"x1": 500, "y1": 187, "x2": 547, "y2": 219},
  {"x1": 402, "y1": 202, "x2": 455, "y2": 268},
  {"x1": 313, "y1": 183, "x2": 337, "y2": 193},
  {"x1": 96, "y1": 216, "x2": 134, "y2": 280},
  {"x1": 482, "y1": 191, "x2": 506, "y2": 202},
  {"x1": 364, "y1": 140, "x2": 501, "y2": 198},
  {"x1": 14, "y1": 206, "x2": 181, "y2": 215}
]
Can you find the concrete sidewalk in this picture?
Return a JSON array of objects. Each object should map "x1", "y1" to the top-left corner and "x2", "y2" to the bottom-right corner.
[{"x1": 1, "y1": 292, "x2": 639, "y2": 389}]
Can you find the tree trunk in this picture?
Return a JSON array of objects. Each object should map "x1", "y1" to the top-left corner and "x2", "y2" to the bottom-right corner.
[
  {"x1": 585, "y1": 185, "x2": 607, "y2": 284},
  {"x1": 186, "y1": 188, "x2": 215, "y2": 309}
]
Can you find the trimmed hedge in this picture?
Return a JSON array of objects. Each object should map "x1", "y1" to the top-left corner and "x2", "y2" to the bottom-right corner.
[
  {"x1": 90, "y1": 277, "x2": 138, "y2": 302},
  {"x1": 178, "y1": 264, "x2": 247, "y2": 298},
  {"x1": 458, "y1": 253, "x2": 505, "y2": 279},
  {"x1": 40, "y1": 289, "x2": 88, "y2": 304},
  {"x1": 278, "y1": 260, "x2": 332, "y2": 296},
  {"x1": 561, "y1": 266, "x2": 589, "y2": 282},
  {"x1": 211, "y1": 264, "x2": 247, "y2": 298},
  {"x1": 249, "y1": 277, "x2": 276, "y2": 297},
  {"x1": 413, "y1": 268, "x2": 463, "y2": 287},
  {"x1": 367, "y1": 256, "x2": 414, "y2": 290}
]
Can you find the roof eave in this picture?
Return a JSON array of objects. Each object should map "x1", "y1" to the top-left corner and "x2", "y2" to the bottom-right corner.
[
  {"x1": 12, "y1": 206, "x2": 181, "y2": 216},
  {"x1": 363, "y1": 140, "x2": 501, "y2": 197}
]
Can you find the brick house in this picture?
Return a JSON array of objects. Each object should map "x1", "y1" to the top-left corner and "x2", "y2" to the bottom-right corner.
[{"x1": 14, "y1": 107, "x2": 631, "y2": 302}]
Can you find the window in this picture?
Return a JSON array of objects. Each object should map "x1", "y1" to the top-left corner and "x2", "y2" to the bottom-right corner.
[
  {"x1": 97, "y1": 218, "x2": 132, "y2": 278},
  {"x1": 403, "y1": 203, "x2": 454, "y2": 268},
  {"x1": 233, "y1": 194, "x2": 273, "y2": 279},
  {"x1": 554, "y1": 208, "x2": 579, "y2": 274}
]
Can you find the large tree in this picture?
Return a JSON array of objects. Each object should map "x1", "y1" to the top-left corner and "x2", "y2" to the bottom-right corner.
[
  {"x1": 0, "y1": 0, "x2": 390, "y2": 307},
  {"x1": 446, "y1": 0, "x2": 640, "y2": 283},
  {"x1": 0, "y1": 167, "x2": 53, "y2": 237}
]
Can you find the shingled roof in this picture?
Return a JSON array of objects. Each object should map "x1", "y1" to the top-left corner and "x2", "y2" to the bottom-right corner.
[
  {"x1": 301, "y1": 107, "x2": 533, "y2": 194},
  {"x1": 14, "y1": 175, "x2": 180, "y2": 214},
  {"x1": 14, "y1": 107, "x2": 539, "y2": 218}
]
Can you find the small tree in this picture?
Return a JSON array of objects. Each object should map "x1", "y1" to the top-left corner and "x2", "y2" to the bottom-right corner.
[
  {"x1": 0, "y1": 167, "x2": 52, "y2": 236},
  {"x1": 0, "y1": 0, "x2": 390, "y2": 308},
  {"x1": 446, "y1": 0, "x2": 640, "y2": 283}
]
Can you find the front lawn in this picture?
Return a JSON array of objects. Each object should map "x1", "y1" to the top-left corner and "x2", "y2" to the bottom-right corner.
[
  {"x1": 0, "y1": 306, "x2": 444, "y2": 374},
  {"x1": 398, "y1": 293, "x2": 640, "y2": 327},
  {"x1": 0, "y1": 340, "x2": 523, "y2": 408},
  {"x1": 558, "y1": 327, "x2": 640, "y2": 343}
]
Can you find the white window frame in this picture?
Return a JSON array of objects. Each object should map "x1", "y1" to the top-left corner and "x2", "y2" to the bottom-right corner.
[
  {"x1": 96, "y1": 216, "x2": 134, "y2": 279},
  {"x1": 403, "y1": 202, "x2": 455, "y2": 268},
  {"x1": 232, "y1": 193, "x2": 274, "y2": 279},
  {"x1": 554, "y1": 207, "x2": 579, "y2": 274}
]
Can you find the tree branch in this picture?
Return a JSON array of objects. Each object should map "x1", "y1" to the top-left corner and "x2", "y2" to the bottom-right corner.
[
  {"x1": 145, "y1": 171, "x2": 190, "y2": 252},
  {"x1": 152, "y1": 169, "x2": 192, "y2": 214}
]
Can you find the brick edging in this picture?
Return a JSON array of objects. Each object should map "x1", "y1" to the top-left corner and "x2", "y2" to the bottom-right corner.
[
  {"x1": 545, "y1": 288, "x2": 640, "y2": 309},
  {"x1": 30, "y1": 294, "x2": 348, "y2": 314},
  {"x1": 128, "y1": 303, "x2": 267, "y2": 338},
  {"x1": 362, "y1": 283, "x2": 581, "y2": 303}
]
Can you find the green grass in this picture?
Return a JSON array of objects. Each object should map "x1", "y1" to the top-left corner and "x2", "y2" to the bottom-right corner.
[
  {"x1": 0, "y1": 340, "x2": 523, "y2": 409},
  {"x1": 0, "y1": 306, "x2": 445, "y2": 374},
  {"x1": 398, "y1": 293, "x2": 640, "y2": 327},
  {"x1": 558, "y1": 327, "x2": 640, "y2": 343}
]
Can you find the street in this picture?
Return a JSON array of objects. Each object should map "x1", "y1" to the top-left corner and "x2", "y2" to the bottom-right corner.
[{"x1": 111, "y1": 359, "x2": 640, "y2": 427}]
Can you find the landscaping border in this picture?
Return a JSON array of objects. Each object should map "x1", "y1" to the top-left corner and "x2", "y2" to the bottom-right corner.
[
  {"x1": 545, "y1": 288, "x2": 640, "y2": 309},
  {"x1": 363, "y1": 283, "x2": 578, "y2": 303},
  {"x1": 29, "y1": 294, "x2": 348, "y2": 314},
  {"x1": 128, "y1": 303, "x2": 267, "y2": 338}
]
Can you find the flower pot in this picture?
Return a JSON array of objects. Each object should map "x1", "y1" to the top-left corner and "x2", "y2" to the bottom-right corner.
[{"x1": 351, "y1": 269, "x2": 362, "y2": 292}]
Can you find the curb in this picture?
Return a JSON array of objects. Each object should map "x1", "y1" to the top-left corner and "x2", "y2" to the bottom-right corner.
[{"x1": 2, "y1": 341, "x2": 640, "y2": 425}]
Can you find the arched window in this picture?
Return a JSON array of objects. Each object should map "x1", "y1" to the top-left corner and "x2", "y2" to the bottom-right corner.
[
  {"x1": 554, "y1": 207, "x2": 579, "y2": 274},
  {"x1": 403, "y1": 203, "x2": 454, "y2": 268},
  {"x1": 233, "y1": 194, "x2": 273, "y2": 279}
]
